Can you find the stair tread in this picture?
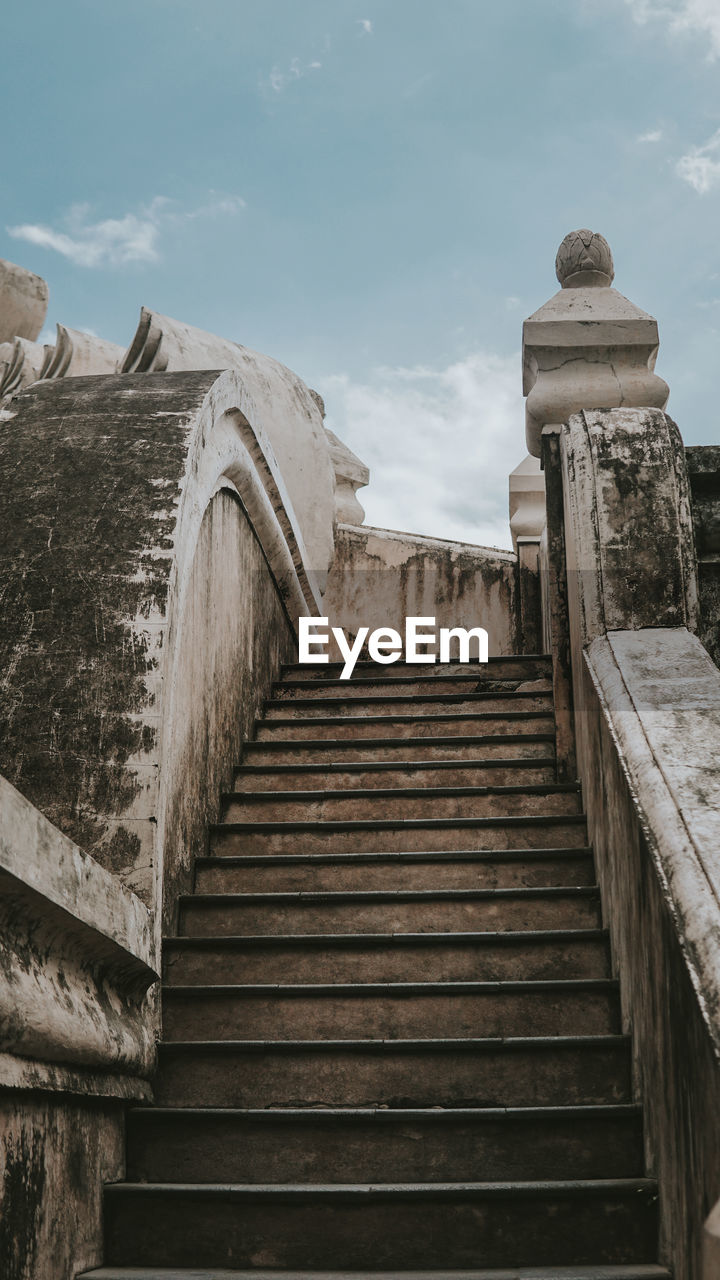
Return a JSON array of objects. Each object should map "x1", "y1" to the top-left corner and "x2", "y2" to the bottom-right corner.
[
  {"x1": 160, "y1": 1033, "x2": 631, "y2": 1051},
  {"x1": 163, "y1": 979, "x2": 617, "y2": 995},
  {"x1": 80, "y1": 1267, "x2": 672, "y2": 1279},
  {"x1": 236, "y1": 757, "x2": 558, "y2": 772},
  {"x1": 259, "y1": 712, "x2": 553, "y2": 725},
  {"x1": 245, "y1": 734, "x2": 556, "y2": 747},
  {"x1": 266, "y1": 693, "x2": 550, "y2": 706},
  {"x1": 129, "y1": 1103, "x2": 641, "y2": 1119},
  {"x1": 104, "y1": 1178, "x2": 657, "y2": 1197},
  {"x1": 182, "y1": 887, "x2": 598, "y2": 903},
  {"x1": 196, "y1": 847, "x2": 593, "y2": 865},
  {"x1": 224, "y1": 784, "x2": 579, "y2": 802},
  {"x1": 213, "y1": 815, "x2": 587, "y2": 832},
  {"x1": 165, "y1": 929, "x2": 609, "y2": 948}
]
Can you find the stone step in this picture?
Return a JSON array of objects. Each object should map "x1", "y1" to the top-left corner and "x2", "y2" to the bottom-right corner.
[
  {"x1": 241, "y1": 735, "x2": 555, "y2": 766},
  {"x1": 209, "y1": 814, "x2": 587, "y2": 857},
  {"x1": 80, "y1": 1266, "x2": 674, "y2": 1279},
  {"x1": 255, "y1": 712, "x2": 555, "y2": 741},
  {"x1": 180, "y1": 886, "x2": 601, "y2": 937},
  {"x1": 102, "y1": 1179, "x2": 659, "y2": 1270},
  {"x1": 233, "y1": 758, "x2": 558, "y2": 790},
  {"x1": 221, "y1": 785, "x2": 582, "y2": 824},
  {"x1": 164, "y1": 929, "x2": 610, "y2": 986},
  {"x1": 161, "y1": 979, "x2": 620, "y2": 1041},
  {"x1": 193, "y1": 847, "x2": 597, "y2": 894},
  {"x1": 125, "y1": 1104, "x2": 643, "y2": 1184},
  {"x1": 274, "y1": 674, "x2": 540, "y2": 698},
  {"x1": 282, "y1": 656, "x2": 552, "y2": 681},
  {"x1": 264, "y1": 693, "x2": 553, "y2": 719},
  {"x1": 154, "y1": 1035, "x2": 633, "y2": 1109}
]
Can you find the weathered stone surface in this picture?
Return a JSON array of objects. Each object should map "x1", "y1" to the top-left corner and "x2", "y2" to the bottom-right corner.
[
  {"x1": 39, "y1": 324, "x2": 124, "y2": 379},
  {"x1": 561, "y1": 408, "x2": 698, "y2": 642},
  {"x1": 121, "y1": 308, "x2": 336, "y2": 585},
  {"x1": 523, "y1": 231, "x2": 668, "y2": 457},
  {"x1": 0, "y1": 774, "x2": 156, "y2": 1078},
  {"x1": 0, "y1": 1094, "x2": 124, "y2": 1280},
  {"x1": 0, "y1": 369, "x2": 315, "y2": 919},
  {"x1": 579, "y1": 629, "x2": 720, "y2": 1280},
  {"x1": 0, "y1": 335, "x2": 45, "y2": 397},
  {"x1": 323, "y1": 523, "x2": 519, "y2": 659},
  {"x1": 0, "y1": 257, "x2": 48, "y2": 342},
  {"x1": 325, "y1": 426, "x2": 370, "y2": 525}
]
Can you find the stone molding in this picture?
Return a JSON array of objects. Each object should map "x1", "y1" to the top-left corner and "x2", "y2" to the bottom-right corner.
[
  {"x1": 0, "y1": 775, "x2": 156, "y2": 1092},
  {"x1": 38, "y1": 324, "x2": 124, "y2": 380}
]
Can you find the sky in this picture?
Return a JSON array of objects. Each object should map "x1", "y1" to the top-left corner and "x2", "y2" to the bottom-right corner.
[{"x1": 2, "y1": 0, "x2": 720, "y2": 549}]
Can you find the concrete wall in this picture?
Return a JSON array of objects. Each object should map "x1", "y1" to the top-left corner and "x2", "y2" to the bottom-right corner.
[{"x1": 323, "y1": 523, "x2": 519, "y2": 659}]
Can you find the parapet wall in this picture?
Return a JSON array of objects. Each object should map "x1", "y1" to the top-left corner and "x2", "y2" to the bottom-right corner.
[{"x1": 323, "y1": 523, "x2": 520, "y2": 659}]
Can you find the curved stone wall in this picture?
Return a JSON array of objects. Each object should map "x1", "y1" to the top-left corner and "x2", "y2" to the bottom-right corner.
[{"x1": 0, "y1": 365, "x2": 330, "y2": 931}]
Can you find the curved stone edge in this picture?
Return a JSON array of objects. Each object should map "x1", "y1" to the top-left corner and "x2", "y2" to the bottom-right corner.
[
  {"x1": 39, "y1": 325, "x2": 124, "y2": 380},
  {"x1": 0, "y1": 336, "x2": 46, "y2": 397},
  {"x1": 118, "y1": 308, "x2": 336, "y2": 585}
]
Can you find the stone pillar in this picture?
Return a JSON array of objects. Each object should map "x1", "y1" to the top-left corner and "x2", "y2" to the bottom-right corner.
[
  {"x1": 521, "y1": 229, "x2": 676, "y2": 778},
  {"x1": 509, "y1": 455, "x2": 545, "y2": 655}
]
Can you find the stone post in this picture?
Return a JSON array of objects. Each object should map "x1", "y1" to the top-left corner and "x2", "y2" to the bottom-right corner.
[
  {"x1": 523, "y1": 228, "x2": 669, "y2": 459},
  {"x1": 521, "y1": 229, "x2": 675, "y2": 778},
  {"x1": 509, "y1": 455, "x2": 545, "y2": 656}
]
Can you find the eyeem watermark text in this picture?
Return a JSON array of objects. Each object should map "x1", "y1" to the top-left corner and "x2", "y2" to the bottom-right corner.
[{"x1": 299, "y1": 617, "x2": 489, "y2": 679}]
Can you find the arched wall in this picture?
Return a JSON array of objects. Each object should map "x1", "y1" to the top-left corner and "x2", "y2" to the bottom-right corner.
[{"x1": 0, "y1": 366, "x2": 334, "y2": 956}]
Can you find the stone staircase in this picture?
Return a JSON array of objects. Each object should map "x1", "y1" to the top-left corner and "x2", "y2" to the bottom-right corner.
[{"x1": 81, "y1": 656, "x2": 671, "y2": 1279}]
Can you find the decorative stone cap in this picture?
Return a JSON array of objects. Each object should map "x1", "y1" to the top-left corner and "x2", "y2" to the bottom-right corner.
[
  {"x1": 522, "y1": 229, "x2": 668, "y2": 456},
  {"x1": 555, "y1": 229, "x2": 614, "y2": 289}
]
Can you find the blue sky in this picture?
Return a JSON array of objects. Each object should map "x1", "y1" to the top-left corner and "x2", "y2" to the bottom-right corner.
[{"x1": 3, "y1": 0, "x2": 720, "y2": 546}]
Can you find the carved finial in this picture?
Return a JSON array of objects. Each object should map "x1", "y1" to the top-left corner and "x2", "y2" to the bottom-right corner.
[{"x1": 555, "y1": 229, "x2": 614, "y2": 289}]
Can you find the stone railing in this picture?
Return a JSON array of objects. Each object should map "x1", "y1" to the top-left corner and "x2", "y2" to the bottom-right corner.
[
  {"x1": 0, "y1": 773, "x2": 157, "y2": 1278},
  {"x1": 522, "y1": 230, "x2": 720, "y2": 1280}
]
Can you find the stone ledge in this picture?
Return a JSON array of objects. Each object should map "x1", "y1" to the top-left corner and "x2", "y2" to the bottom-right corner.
[{"x1": 0, "y1": 774, "x2": 158, "y2": 1090}]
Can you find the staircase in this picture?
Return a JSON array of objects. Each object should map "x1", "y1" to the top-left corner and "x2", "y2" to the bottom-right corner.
[{"x1": 82, "y1": 655, "x2": 671, "y2": 1279}]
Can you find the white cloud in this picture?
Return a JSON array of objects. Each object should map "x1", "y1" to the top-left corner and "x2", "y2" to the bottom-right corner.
[
  {"x1": 7, "y1": 193, "x2": 246, "y2": 268},
  {"x1": 358, "y1": 18, "x2": 373, "y2": 34},
  {"x1": 624, "y1": 0, "x2": 720, "y2": 59},
  {"x1": 676, "y1": 127, "x2": 720, "y2": 191},
  {"x1": 266, "y1": 56, "x2": 322, "y2": 93},
  {"x1": 319, "y1": 351, "x2": 525, "y2": 550},
  {"x1": 637, "y1": 128, "x2": 664, "y2": 142}
]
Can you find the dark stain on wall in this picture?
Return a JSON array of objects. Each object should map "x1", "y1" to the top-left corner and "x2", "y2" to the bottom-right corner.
[{"x1": 0, "y1": 370, "x2": 218, "y2": 879}]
